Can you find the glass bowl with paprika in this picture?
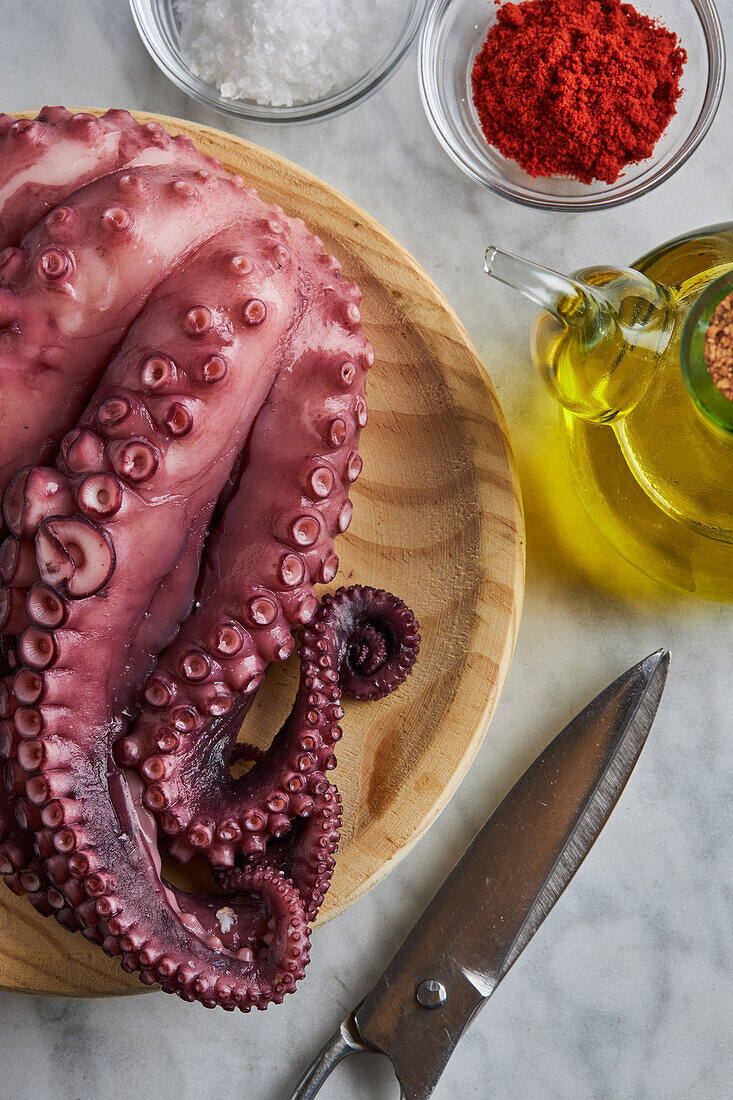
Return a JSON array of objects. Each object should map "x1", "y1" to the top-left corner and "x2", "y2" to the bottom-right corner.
[{"x1": 419, "y1": 0, "x2": 725, "y2": 210}]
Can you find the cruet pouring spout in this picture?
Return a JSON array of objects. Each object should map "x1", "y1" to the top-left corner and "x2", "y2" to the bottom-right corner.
[
  {"x1": 485, "y1": 245, "x2": 676, "y2": 424},
  {"x1": 485, "y1": 246, "x2": 597, "y2": 328}
]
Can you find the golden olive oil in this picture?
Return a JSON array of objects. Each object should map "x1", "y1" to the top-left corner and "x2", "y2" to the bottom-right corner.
[{"x1": 488, "y1": 225, "x2": 733, "y2": 601}]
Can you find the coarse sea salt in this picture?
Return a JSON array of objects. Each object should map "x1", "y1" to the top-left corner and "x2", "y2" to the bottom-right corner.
[{"x1": 174, "y1": 0, "x2": 396, "y2": 108}]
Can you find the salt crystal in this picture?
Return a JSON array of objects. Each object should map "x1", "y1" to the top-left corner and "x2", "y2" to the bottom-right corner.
[
  {"x1": 174, "y1": 0, "x2": 396, "y2": 107},
  {"x1": 216, "y1": 905, "x2": 236, "y2": 933}
]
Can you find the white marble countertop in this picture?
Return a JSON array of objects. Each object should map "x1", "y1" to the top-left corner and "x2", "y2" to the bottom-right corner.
[{"x1": 1, "y1": 2, "x2": 732, "y2": 1097}]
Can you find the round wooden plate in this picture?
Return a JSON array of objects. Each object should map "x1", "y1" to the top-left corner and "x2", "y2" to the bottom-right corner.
[{"x1": 0, "y1": 111, "x2": 524, "y2": 997}]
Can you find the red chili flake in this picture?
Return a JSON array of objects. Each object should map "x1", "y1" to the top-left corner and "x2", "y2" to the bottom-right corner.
[{"x1": 471, "y1": 0, "x2": 687, "y2": 184}]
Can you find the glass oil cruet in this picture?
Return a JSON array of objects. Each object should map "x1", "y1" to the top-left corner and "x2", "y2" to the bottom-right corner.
[{"x1": 485, "y1": 223, "x2": 733, "y2": 601}]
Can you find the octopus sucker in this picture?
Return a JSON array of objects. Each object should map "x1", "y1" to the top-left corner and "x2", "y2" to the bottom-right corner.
[{"x1": 0, "y1": 108, "x2": 419, "y2": 1010}]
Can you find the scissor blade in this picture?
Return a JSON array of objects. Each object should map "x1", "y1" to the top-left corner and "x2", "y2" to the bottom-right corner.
[{"x1": 353, "y1": 651, "x2": 669, "y2": 1100}]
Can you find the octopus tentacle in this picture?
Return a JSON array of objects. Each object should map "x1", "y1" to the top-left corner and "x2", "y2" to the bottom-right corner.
[
  {"x1": 36, "y1": 761, "x2": 313, "y2": 1011},
  {"x1": 135, "y1": 585, "x2": 418, "y2": 923},
  {"x1": 0, "y1": 161, "x2": 305, "y2": 500},
  {"x1": 252, "y1": 586, "x2": 417, "y2": 916},
  {"x1": 0, "y1": 676, "x2": 52, "y2": 911},
  {"x1": 321, "y1": 585, "x2": 421, "y2": 700},
  {"x1": 0, "y1": 220, "x2": 306, "y2": 912},
  {"x1": 0, "y1": 107, "x2": 223, "y2": 247},
  {"x1": 194, "y1": 864, "x2": 312, "y2": 1004},
  {"x1": 0, "y1": 375, "x2": 314, "y2": 1005},
  {"x1": 215, "y1": 587, "x2": 417, "y2": 922},
  {"x1": 118, "y1": 281, "x2": 372, "y2": 867},
  {"x1": 244, "y1": 780, "x2": 343, "y2": 923}
]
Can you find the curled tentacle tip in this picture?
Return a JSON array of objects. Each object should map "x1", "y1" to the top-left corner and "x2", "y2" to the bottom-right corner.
[{"x1": 318, "y1": 585, "x2": 420, "y2": 700}]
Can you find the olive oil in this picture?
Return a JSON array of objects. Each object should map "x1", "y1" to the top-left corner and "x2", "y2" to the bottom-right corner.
[{"x1": 487, "y1": 224, "x2": 733, "y2": 601}]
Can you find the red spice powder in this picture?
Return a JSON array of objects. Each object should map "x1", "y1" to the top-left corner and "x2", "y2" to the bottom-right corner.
[{"x1": 471, "y1": 0, "x2": 687, "y2": 184}]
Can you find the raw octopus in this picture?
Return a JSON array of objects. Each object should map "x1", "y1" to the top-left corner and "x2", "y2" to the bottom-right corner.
[{"x1": 0, "y1": 108, "x2": 419, "y2": 1011}]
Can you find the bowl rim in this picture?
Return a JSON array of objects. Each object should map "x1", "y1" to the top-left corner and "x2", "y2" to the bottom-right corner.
[
  {"x1": 129, "y1": 0, "x2": 428, "y2": 123},
  {"x1": 418, "y1": 0, "x2": 727, "y2": 212}
]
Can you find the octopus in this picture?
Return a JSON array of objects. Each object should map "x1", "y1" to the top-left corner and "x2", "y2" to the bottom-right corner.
[{"x1": 0, "y1": 107, "x2": 419, "y2": 1011}]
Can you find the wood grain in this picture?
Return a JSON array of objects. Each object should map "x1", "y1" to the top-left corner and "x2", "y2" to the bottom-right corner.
[{"x1": 0, "y1": 111, "x2": 524, "y2": 997}]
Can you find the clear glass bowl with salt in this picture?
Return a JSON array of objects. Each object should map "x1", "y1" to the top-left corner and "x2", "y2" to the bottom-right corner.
[{"x1": 130, "y1": 0, "x2": 427, "y2": 122}]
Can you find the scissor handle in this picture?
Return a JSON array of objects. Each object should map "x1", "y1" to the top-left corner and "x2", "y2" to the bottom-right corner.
[{"x1": 287, "y1": 1014, "x2": 403, "y2": 1099}]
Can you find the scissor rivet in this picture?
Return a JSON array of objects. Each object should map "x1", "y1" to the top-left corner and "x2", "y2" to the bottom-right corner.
[{"x1": 416, "y1": 979, "x2": 447, "y2": 1009}]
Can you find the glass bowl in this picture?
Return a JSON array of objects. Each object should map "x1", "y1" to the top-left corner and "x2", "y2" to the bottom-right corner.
[
  {"x1": 130, "y1": 0, "x2": 426, "y2": 123},
  {"x1": 419, "y1": 0, "x2": 726, "y2": 210}
]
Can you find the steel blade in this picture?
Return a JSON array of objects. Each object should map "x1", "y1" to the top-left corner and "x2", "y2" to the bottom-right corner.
[{"x1": 353, "y1": 650, "x2": 669, "y2": 1100}]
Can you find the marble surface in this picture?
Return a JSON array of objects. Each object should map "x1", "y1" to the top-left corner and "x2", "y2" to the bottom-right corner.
[{"x1": 1, "y1": 2, "x2": 732, "y2": 1097}]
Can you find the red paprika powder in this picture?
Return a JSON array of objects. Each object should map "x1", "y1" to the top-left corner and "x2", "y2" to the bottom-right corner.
[{"x1": 471, "y1": 0, "x2": 687, "y2": 184}]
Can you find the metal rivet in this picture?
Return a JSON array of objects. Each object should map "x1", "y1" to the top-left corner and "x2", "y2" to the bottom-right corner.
[{"x1": 416, "y1": 979, "x2": 447, "y2": 1009}]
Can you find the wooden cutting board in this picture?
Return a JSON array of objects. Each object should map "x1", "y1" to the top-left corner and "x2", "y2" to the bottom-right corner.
[{"x1": 0, "y1": 111, "x2": 524, "y2": 997}]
